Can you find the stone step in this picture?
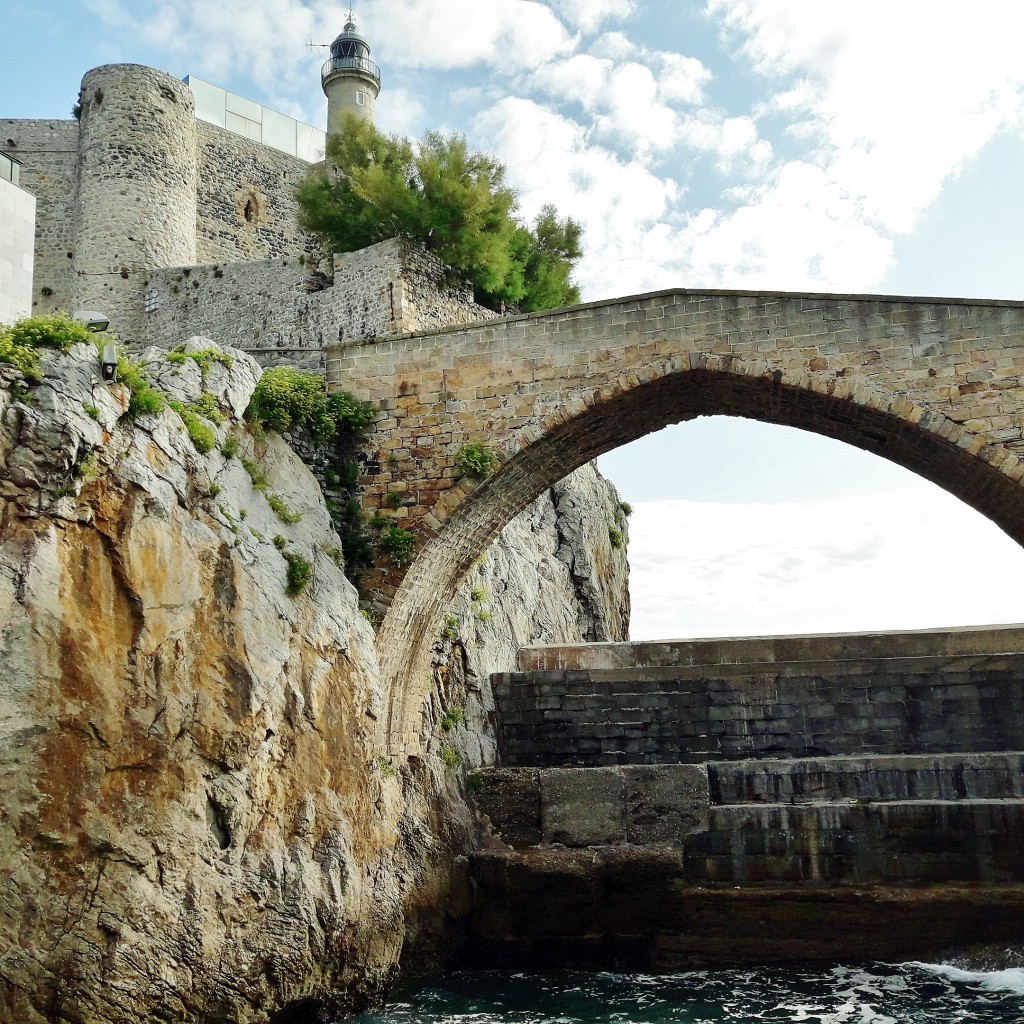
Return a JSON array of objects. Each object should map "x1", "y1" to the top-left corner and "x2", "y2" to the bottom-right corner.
[
  {"x1": 686, "y1": 798, "x2": 1024, "y2": 884},
  {"x1": 709, "y1": 751, "x2": 1024, "y2": 805},
  {"x1": 466, "y1": 846, "x2": 1024, "y2": 970}
]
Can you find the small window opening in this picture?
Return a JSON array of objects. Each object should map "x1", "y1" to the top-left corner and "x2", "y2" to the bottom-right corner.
[
  {"x1": 356, "y1": 91, "x2": 366, "y2": 106},
  {"x1": 244, "y1": 198, "x2": 256, "y2": 223}
]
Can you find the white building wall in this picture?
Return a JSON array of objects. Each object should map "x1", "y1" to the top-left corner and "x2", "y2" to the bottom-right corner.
[{"x1": 0, "y1": 169, "x2": 36, "y2": 323}]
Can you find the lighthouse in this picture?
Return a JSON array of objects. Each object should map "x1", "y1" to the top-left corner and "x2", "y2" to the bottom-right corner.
[{"x1": 321, "y1": 12, "x2": 381, "y2": 134}]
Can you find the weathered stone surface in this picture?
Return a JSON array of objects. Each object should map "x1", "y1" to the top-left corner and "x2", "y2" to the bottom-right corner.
[
  {"x1": 0, "y1": 342, "x2": 481, "y2": 1023},
  {"x1": 542, "y1": 767, "x2": 626, "y2": 847},
  {"x1": 0, "y1": 340, "x2": 632, "y2": 1022},
  {"x1": 467, "y1": 847, "x2": 1024, "y2": 969},
  {"x1": 427, "y1": 460, "x2": 629, "y2": 769},
  {"x1": 468, "y1": 769, "x2": 541, "y2": 848},
  {"x1": 469, "y1": 764, "x2": 709, "y2": 850},
  {"x1": 494, "y1": 636, "x2": 1024, "y2": 767},
  {"x1": 625, "y1": 765, "x2": 710, "y2": 845}
]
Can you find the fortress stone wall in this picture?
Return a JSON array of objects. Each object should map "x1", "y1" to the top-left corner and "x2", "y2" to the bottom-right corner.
[
  {"x1": 144, "y1": 239, "x2": 494, "y2": 372},
  {"x1": 1, "y1": 63, "x2": 495, "y2": 367},
  {"x1": 194, "y1": 119, "x2": 316, "y2": 266},
  {"x1": 1, "y1": 120, "x2": 80, "y2": 317}
]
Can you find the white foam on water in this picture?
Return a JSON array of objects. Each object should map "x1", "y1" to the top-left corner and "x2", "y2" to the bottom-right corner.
[{"x1": 910, "y1": 962, "x2": 1024, "y2": 995}]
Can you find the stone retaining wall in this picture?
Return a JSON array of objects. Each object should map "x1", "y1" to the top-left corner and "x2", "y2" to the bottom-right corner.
[
  {"x1": 494, "y1": 627, "x2": 1024, "y2": 767},
  {"x1": 143, "y1": 239, "x2": 494, "y2": 370}
]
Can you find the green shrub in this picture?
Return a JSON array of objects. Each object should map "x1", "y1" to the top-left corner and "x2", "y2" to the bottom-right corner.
[
  {"x1": 323, "y1": 544, "x2": 345, "y2": 570},
  {"x1": 273, "y1": 535, "x2": 287, "y2": 550},
  {"x1": 608, "y1": 525, "x2": 624, "y2": 550},
  {"x1": 168, "y1": 400, "x2": 217, "y2": 454},
  {"x1": 0, "y1": 313, "x2": 103, "y2": 382},
  {"x1": 619, "y1": 501, "x2": 633, "y2": 517},
  {"x1": 283, "y1": 550, "x2": 314, "y2": 596},
  {"x1": 456, "y1": 440, "x2": 498, "y2": 479},
  {"x1": 188, "y1": 347, "x2": 233, "y2": 379},
  {"x1": 439, "y1": 745, "x2": 461, "y2": 770},
  {"x1": 221, "y1": 435, "x2": 238, "y2": 458},
  {"x1": 440, "y1": 707, "x2": 464, "y2": 732},
  {"x1": 470, "y1": 587, "x2": 488, "y2": 603},
  {"x1": 241, "y1": 457, "x2": 269, "y2": 490},
  {"x1": 378, "y1": 525, "x2": 416, "y2": 567},
  {"x1": 83, "y1": 404, "x2": 100, "y2": 420},
  {"x1": 189, "y1": 391, "x2": 226, "y2": 424},
  {"x1": 268, "y1": 493, "x2": 302, "y2": 524},
  {"x1": 118, "y1": 358, "x2": 166, "y2": 417},
  {"x1": 246, "y1": 367, "x2": 376, "y2": 440},
  {"x1": 442, "y1": 613, "x2": 459, "y2": 641},
  {"x1": 387, "y1": 490, "x2": 404, "y2": 508},
  {"x1": 78, "y1": 452, "x2": 101, "y2": 482},
  {"x1": 6, "y1": 313, "x2": 94, "y2": 352}
]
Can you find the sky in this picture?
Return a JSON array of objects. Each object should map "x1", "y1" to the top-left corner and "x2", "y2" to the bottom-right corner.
[{"x1": 5, "y1": 0, "x2": 1024, "y2": 638}]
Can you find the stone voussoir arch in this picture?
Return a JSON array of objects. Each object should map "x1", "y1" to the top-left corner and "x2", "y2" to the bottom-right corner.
[{"x1": 325, "y1": 288, "x2": 1024, "y2": 752}]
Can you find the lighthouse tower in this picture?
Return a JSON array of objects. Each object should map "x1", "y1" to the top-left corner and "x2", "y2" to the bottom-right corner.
[{"x1": 321, "y1": 13, "x2": 381, "y2": 134}]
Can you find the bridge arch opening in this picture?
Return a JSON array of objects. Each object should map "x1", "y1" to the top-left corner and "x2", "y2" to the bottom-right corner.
[
  {"x1": 602, "y1": 415, "x2": 1024, "y2": 640},
  {"x1": 377, "y1": 363, "x2": 1024, "y2": 749}
]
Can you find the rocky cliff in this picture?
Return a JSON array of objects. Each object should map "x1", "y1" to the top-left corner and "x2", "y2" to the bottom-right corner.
[{"x1": 0, "y1": 340, "x2": 628, "y2": 1022}]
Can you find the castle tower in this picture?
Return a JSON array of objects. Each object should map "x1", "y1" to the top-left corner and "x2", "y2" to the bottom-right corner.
[
  {"x1": 73, "y1": 65, "x2": 198, "y2": 335},
  {"x1": 321, "y1": 13, "x2": 381, "y2": 134}
]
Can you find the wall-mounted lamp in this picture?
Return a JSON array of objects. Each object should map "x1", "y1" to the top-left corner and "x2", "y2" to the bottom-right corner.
[
  {"x1": 72, "y1": 310, "x2": 111, "y2": 332},
  {"x1": 101, "y1": 344, "x2": 118, "y2": 382}
]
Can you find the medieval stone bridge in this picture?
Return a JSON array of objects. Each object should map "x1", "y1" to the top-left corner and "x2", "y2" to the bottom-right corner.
[{"x1": 325, "y1": 288, "x2": 1024, "y2": 751}]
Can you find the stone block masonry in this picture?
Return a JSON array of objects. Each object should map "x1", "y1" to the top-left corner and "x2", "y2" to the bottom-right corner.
[
  {"x1": 0, "y1": 120, "x2": 80, "y2": 317},
  {"x1": 144, "y1": 239, "x2": 495, "y2": 372},
  {"x1": 493, "y1": 625, "x2": 1024, "y2": 767},
  {"x1": 335, "y1": 288, "x2": 1024, "y2": 750}
]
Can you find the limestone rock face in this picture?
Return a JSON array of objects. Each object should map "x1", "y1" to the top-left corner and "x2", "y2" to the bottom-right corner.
[
  {"x1": 427, "y1": 462, "x2": 630, "y2": 768},
  {"x1": 0, "y1": 342, "x2": 472, "y2": 1023},
  {"x1": 0, "y1": 340, "x2": 630, "y2": 1021}
]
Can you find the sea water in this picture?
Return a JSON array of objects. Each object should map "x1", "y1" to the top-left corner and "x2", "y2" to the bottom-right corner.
[{"x1": 349, "y1": 961, "x2": 1024, "y2": 1023}]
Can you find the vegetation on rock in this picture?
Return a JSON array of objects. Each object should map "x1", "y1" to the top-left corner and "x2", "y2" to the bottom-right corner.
[
  {"x1": 456, "y1": 440, "x2": 499, "y2": 479},
  {"x1": 168, "y1": 400, "x2": 218, "y2": 453},
  {"x1": 282, "y1": 550, "x2": 314, "y2": 596},
  {"x1": 0, "y1": 312, "x2": 105, "y2": 381},
  {"x1": 296, "y1": 115, "x2": 583, "y2": 312},
  {"x1": 246, "y1": 366, "x2": 375, "y2": 440}
]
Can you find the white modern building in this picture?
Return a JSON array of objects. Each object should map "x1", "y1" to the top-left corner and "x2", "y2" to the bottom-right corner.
[{"x1": 0, "y1": 153, "x2": 35, "y2": 323}]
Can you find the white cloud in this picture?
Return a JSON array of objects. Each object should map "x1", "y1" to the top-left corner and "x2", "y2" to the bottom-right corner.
[
  {"x1": 372, "y1": 0, "x2": 575, "y2": 73},
  {"x1": 655, "y1": 52, "x2": 713, "y2": 105},
  {"x1": 707, "y1": 0, "x2": 1024, "y2": 233},
  {"x1": 627, "y1": 490, "x2": 1024, "y2": 640},
  {"x1": 474, "y1": 97, "x2": 681, "y2": 295},
  {"x1": 679, "y1": 112, "x2": 771, "y2": 173},
  {"x1": 550, "y1": 0, "x2": 636, "y2": 35},
  {"x1": 679, "y1": 160, "x2": 895, "y2": 290}
]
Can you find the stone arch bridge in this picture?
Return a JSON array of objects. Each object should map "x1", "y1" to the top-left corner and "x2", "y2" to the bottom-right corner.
[{"x1": 325, "y1": 289, "x2": 1024, "y2": 751}]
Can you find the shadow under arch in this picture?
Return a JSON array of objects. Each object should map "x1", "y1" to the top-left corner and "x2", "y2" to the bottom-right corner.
[{"x1": 376, "y1": 361, "x2": 1024, "y2": 751}]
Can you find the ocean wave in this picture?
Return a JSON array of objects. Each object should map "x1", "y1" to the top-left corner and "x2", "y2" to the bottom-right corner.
[{"x1": 909, "y1": 961, "x2": 1024, "y2": 995}]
